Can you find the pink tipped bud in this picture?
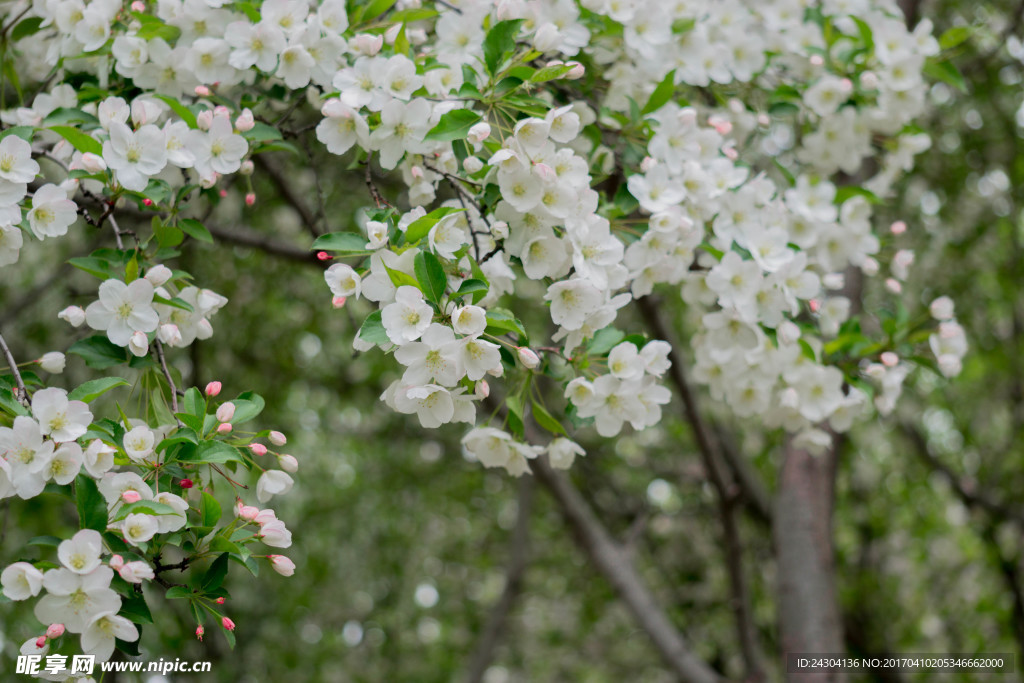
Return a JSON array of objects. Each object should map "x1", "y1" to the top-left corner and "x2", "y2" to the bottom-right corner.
[
  {"x1": 196, "y1": 110, "x2": 213, "y2": 130},
  {"x1": 269, "y1": 554, "x2": 296, "y2": 576},
  {"x1": 475, "y1": 380, "x2": 490, "y2": 399},
  {"x1": 143, "y1": 198, "x2": 154, "y2": 207},
  {"x1": 860, "y1": 71, "x2": 879, "y2": 89},
  {"x1": 890, "y1": 220, "x2": 907, "y2": 235},
  {"x1": 45, "y1": 624, "x2": 65, "y2": 639},
  {"x1": 81, "y1": 152, "x2": 107, "y2": 173},
  {"x1": 249, "y1": 443, "x2": 268, "y2": 456},
  {"x1": 205, "y1": 381, "x2": 222, "y2": 397},
  {"x1": 194, "y1": 85, "x2": 211, "y2": 97},
  {"x1": 467, "y1": 121, "x2": 491, "y2": 144},
  {"x1": 840, "y1": 78, "x2": 854, "y2": 93},
  {"x1": 239, "y1": 159, "x2": 254, "y2": 176},
  {"x1": 221, "y1": 617, "x2": 235, "y2": 631},
  {"x1": 216, "y1": 597, "x2": 225, "y2": 605},
  {"x1": 532, "y1": 162, "x2": 556, "y2": 182},
  {"x1": 640, "y1": 156, "x2": 656, "y2": 172},
  {"x1": 350, "y1": 33, "x2": 384, "y2": 56},
  {"x1": 35, "y1": 636, "x2": 47, "y2": 649},
  {"x1": 213, "y1": 106, "x2": 230, "y2": 119},
  {"x1": 130, "y1": 0, "x2": 144, "y2": 11},
  {"x1": 217, "y1": 423, "x2": 233, "y2": 434},
  {"x1": 517, "y1": 347, "x2": 540, "y2": 369},
  {"x1": 885, "y1": 278, "x2": 902, "y2": 294},
  {"x1": 216, "y1": 402, "x2": 236, "y2": 423},
  {"x1": 122, "y1": 490, "x2": 142, "y2": 504},
  {"x1": 410, "y1": 165, "x2": 424, "y2": 179},
  {"x1": 269, "y1": 431, "x2": 287, "y2": 446},
  {"x1": 196, "y1": 626, "x2": 205, "y2": 641},
  {"x1": 861, "y1": 256, "x2": 880, "y2": 276},
  {"x1": 219, "y1": 189, "x2": 228, "y2": 198},
  {"x1": 238, "y1": 505, "x2": 259, "y2": 521},
  {"x1": 723, "y1": 147, "x2": 738, "y2": 160},
  {"x1": 757, "y1": 113, "x2": 771, "y2": 126},
  {"x1": 278, "y1": 454, "x2": 298, "y2": 472},
  {"x1": 880, "y1": 351, "x2": 899, "y2": 367},
  {"x1": 331, "y1": 296, "x2": 347, "y2": 308},
  {"x1": 245, "y1": 192, "x2": 256, "y2": 206},
  {"x1": 235, "y1": 109, "x2": 255, "y2": 132},
  {"x1": 180, "y1": 478, "x2": 194, "y2": 489},
  {"x1": 809, "y1": 54, "x2": 824, "y2": 66},
  {"x1": 317, "y1": 251, "x2": 333, "y2": 261},
  {"x1": 109, "y1": 555, "x2": 125, "y2": 570},
  {"x1": 565, "y1": 61, "x2": 585, "y2": 79},
  {"x1": 809, "y1": 299, "x2": 821, "y2": 313}
]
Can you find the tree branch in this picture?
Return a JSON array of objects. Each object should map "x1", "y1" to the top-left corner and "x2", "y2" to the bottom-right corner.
[
  {"x1": 463, "y1": 477, "x2": 534, "y2": 683},
  {"x1": 153, "y1": 339, "x2": 180, "y2": 416},
  {"x1": 0, "y1": 329, "x2": 29, "y2": 408},
  {"x1": 205, "y1": 224, "x2": 324, "y2": 265},
  {"x1": 254, "y1": 155, "x2": 322, "y2": 237}
]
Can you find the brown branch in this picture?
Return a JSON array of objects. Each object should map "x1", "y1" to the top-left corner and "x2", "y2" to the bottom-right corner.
[
  {"x1": 205, "y1": 224, "x2": 323, "y2": 265},
  {"x1": 254, "y1": 154, "x2": 322, "y2": 237},
  {"x1": 0, "y1": 330, "x2": 29, "y2": 408},
  {"x1": 463, "y1": 477, "x2": 534, "y2": 683},
  {"x1": 153, "y1": 339, "x2": 180, "y2": 416},
  {"x1": 636, "y1": 296, "x2": 765, "y2": 680}
]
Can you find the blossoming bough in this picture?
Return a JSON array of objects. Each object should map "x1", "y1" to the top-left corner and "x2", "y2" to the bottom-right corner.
[{"x1": 0, "y1": 0, "x2": 968, "y2": 674}]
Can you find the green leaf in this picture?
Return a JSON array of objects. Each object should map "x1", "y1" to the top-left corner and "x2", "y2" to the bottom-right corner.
[
  {"x1": 10, "y1": 16, "x2": 44, "y2": 41},
  {"x1": 27, "y1": 535, "x2": 63, "y2": 547},
  {"x1": 485, "y1": 308, "x2": 528, "y2": 342},
  {"x1": 42, "y1": 108, "x2": 100, "y2": 127},
  {"x1": 483, "y1": 19, "x2": 524, "y2": 75},
  {"x1": 311, "y1": 232, "x2": 371, "y2": 253},
  {"x1": 939, "y1": 26, "x2": 972, "y2": 51},
  {"x1": 166, "y1": 586, "x2": 193, "y2": 599},
  {"x1": 110, "y1": 500, "x2": 179, "y2": 523},
  {"x1": 201, "y1": 492, "x2": 222, "y2": 528},
  {"x1": 0, "y1": 126, "x2": 34, "y2": 142},
  {"x1": 414, "y1": 251, "x2": 447, "y2": 304},
  {"x1": 229, "y1": 393, "x2": 264, "y2": 424},
  {"x1": 120, "y1": 591, "x2": 154, "y2": 624},
  {"x1": 153, "y1": 218, "x2": 184, "y2": 248},
  {"x1": 834, "y1": 186, "x2": 881, "y2": 205},
  {"x1": 530, "y1": 63, "x2": 574, "y2": 83},
  {"x1": 153, "y1": 94, "x2": 198, "y2": 128},
  {"x1": 76, "y1": 475, "x2": 108, "y2": 531},
  {"x1": 641, "y1": 70, "x2": 676, "y2": 116},
  {"x1": 183, "y1": 387, "x2": 205, "y2": 418},
  {"x1": 0, "y1": 384, "x2": 30, "y2": 417},
  {"x1": 423, "y1": 109, "x2": 482, "y2": 142},
  {"x1": 384, "y1": 263, "x2": 420, "y2": 289},
  {"x1": 923, "y1": 57, "x2": 967, "y2": 93},
  {"x1": 405, "y1": 207, "x2": 465, "y2": 243},
  {"x1": 68, "y1": 255, "x2": 119, "y2": 280},
  {"x1": 68, "y1": 377, "x2": 129, "y2": 403},
  {"x1": 180, "y1": 440, "x2": 245, "y2": 465},
  {"x1": 531, "y1": 399, "x2": 566, "y2": 436},
  {"x1": 588, "y1": 327, "x2": 626, "y2": 356},
  {"x1": 49, "y1": 125, "x2": 103, "y2": 155},
  {"x1": 241, "y1": 122, "x2": 283, "y2": 143},
  {"x1": 358, "y1": 310, "x2": 390, "y2": 346},
  {"x1": 454, "y1": 278, "x2": 488, "y2": 303},
  {"x1": 393, "y1": 23, "x2": 410, "y2": 56},
  {"x1": 356, "y1": 0, "x2": 397, "y2": 22},
  {"x1": 506, "y1": 393, "x2": 525, "y2": 438},
  {"x1": 202, "y1": 553, "x2": 230, "y2": 591},
  {"x1": 69, "y1": 336, "x2": 128, "y2": 369},
  {"x1": 179, "y1": 218, "x2": 214, "y2": 244}
]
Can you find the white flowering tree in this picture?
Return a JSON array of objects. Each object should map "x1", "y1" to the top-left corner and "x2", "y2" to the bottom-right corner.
[{"x1": 0, "y1": 0, "x2": 974, "y2": 679}]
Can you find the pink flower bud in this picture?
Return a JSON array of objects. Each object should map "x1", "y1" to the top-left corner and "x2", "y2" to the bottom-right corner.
[
  {"x1": 109, "y1": 555, "x2": 124, "y2": 570},
  {"x1": 195, "y1": 86, "x2": 211, "y2": 97},
  {"x1": 475, "y1": 380, "x2": 490, "y2": 399},
  {"x1": 35, "y1": 636, "x2": 47, "y2": 649},
  {"x1": 269, "y1": 431, "x2": 287, "y2": 446},
  {"x1": 235, "y1": 109, "x2": 255, "y2": 132},
  {"x1": 245, "y1": 192, "x2": 256, "y2": 206},
  {"x1": 249, "y1": 443, "x2": 268, "y2": 456},
  {"x1": 219, "y1": 189, "x2": 228, "y2": 198},
  {"x1": 860, "y1": 71, "x2": 879, "y2": 89},
  {"x1": 885, "y1": 278, "x2": 902, "y2": 294},
  {"x1": 80, "y1": 152, "x2": 107, "y2": 173},
  {"x1": 205, "y1": 381, "x2": 222, "y2": 397},
  {"x1": 861, "y1": 257, "x2": 880, "y2": 276},
  {"x1": 216, "y1": 402, "x2": 236, "y2": 423},
  {"x1": 239, "y1": 159, "x2": 254, "y2": 176},
  {"x1": 145, "y1": 264, "x2": 173, "y2": 287},
  {"x1": 723, "y1": 147, "x2": 738, "y2": 160},
  {"x1": 640, "y1": 156, "x2": 656, "y2": 172},
  {"x1": 332, "y1": 296, "x2": 347, "y2": 308},
  {"x1": 216, "y1": 597, "x2": 225, "y2": 605},
  {"x1": 757, "y1": 113, "x2": 771, "y2": 126},
  {"x1": 158, "y1": 323, "x2": 183, "y2": 347},
  {"x1": 317, "y1": 251, "x2": 332, "y2": 261},
  {"x1": 278, "y1": 454, "x2": 298, "y2": 472},
  {"x1": 269, "y1": 555, "x2": 296, "y2": 576},
  {"x1": 196, "y1": 626, "x2": 204, "y2": 641},
  {"x1": 517, "y1": 347, "x2": 540, "y2": 369},
  {"x1": 880, "y1": 352, "x2": 899, "y2": 367},
  {"x1": 143, "y1": 198, "x2": 154, "y2": 207},
  {"x1": 58, "y1": 305, "x2": 86, "y2": 327},
  {"x1": 350, "y1": 33, "x2": 383, "y2": 56},
  {"x1": 238, "y1": 505, "x2": 259, "y2": 521},
  {"x1": 221, "y1": 617, "x2": 235, "y2": 631},
  {"x1": 217, "y1": 423, "x2": 233, "y2": 434},
  {"x1": 384, "y1": 23, "x2": 402, "y2": 44},
  {"x1": 196, "y1": 110, "x2": 213, "y2": 130},
  {"x1": 809, "y1": 299, "x2": 821, "y2": 313},
  {"x1": 130, "y1": 0, "x2": 145, "y2": 10},
  {"x1": 45, "y1": 624, "x2": 65, "y2": 639},
  {"x1": 180, "y1": 478, "x2": 194, "y2": 489},
  {"x1": 122, "y1": 490, "x2": 142, "y2": 504},
  {"x1": 565, "y1": 61, "x2": 585, "y2": 79},
  {"x1": 467, "y1": 121, "x2": 491, "y2": 144},
  {"x1": 890, "y1": 220, "x2": 907, "y2": 235},
  {"x1": 214, "y1": 105, "x2": 230, "y2": 118},
  {"x1": 410, "y1": 165, "x2": 424, "y2": 179},
  {"x1": 809, "y1": 54, "x2": 824, "y2": 66}
]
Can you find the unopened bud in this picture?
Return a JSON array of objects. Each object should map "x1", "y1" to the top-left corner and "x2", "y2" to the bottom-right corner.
[
  {"x1": 278, "y1": 454, "x2": 299, "y2": 472},
  {"x1": 196, "y1": 626, "x2": 204, "y2": 641},
  {"x1": 235, "y1": 109, "x2": 255, "y2": 132},
  {"x1": 196, "y1": 110, "x2": 213, "y2": 130},
  {"x1": 122, "y1": 490, "x2": 142, "y2": 504},
  {"x1": 145, "y1": 264, "x2": 173, "y2": 287},
  {"x1": 180, "y1": 478, "x2": 194, "y2": 489},
  {"x1": 80, "y1": 152, "x2": 107, "y2": 173},
  {"x1": 809, "y1": 54, "x2": 824, "y2": 66},
  {"x1": 130, "y1": 0, "x2": 145, "y2": 10},
  {"x1": 35, "y1": 636, "x2": 47, "y2": 649},
  {"x1": 880, "y1": 351, "x2": 899, "y2": 367},
  {"x1": 221, "y1": 617, "x2": 235, "y2": 631},
  {"x1": 475, "y1": 380, "x2": 490, "y2": 399},
  {"x1": 142, "y1": 198, "x2": 154, "y2": 207},
  {"x1": 490, "y1": 220, "x2": 509, "y2": 240},
  {"x1": 564, "y1": 61, "x2": 585, "y2": 79},
  {"x1": 39, "y1": 352, "x2": 65, "y2": 374},
  {"x1": 205, "y1": 381, "x2": 222, "y2": 397},
  {"x1": 216, "y1": 402, "x2": 236, "y2": 423},
  {"x1": 58, "y1": 306, "x2": 86, "y2": 327},
  {"x1": 238, "y1": 505, "x2": 259, "y2": 521},
  {"x1": 245, "y1": 192, "x2": 256, "y2": 206},
  {"x1": 216, "y1": 597, "x2": 226, "y2": 605},
  {"x1": 517, "y1": 347, "x2": 540, "y2": 369},
  {"x1": 317, "y1": 251, "x2": 333, "y2": 261},
  {"x1": 890, "y1": 220, "x2": 907, "y2": 235},
  {"x1": 885, "y1": 277, "x2": 902, "y2": 294},
  {"x1": 332, "y1": 296, "x2": 347, "y2": 308},
  {"x1": 239, "y1": 159, "x2": 254, "y2": 176},
  {"x1": 158, "y1": 323, "x2": 183, "y2": 346},
  {"x1": 249, "y1": 443, "x2": 267, "y2": 456},
  {"x1": 269, "y1": 431, "x2": 287, "y2": 446},
  {"x1": 860, "y1": 71, "x2": 879, "y2": 89},
  {"x1": 861, "y1": 256, "x2": 880, "y2": 276},
  {"x1": 45, "y1": 624, "x2": 65, "y2": 639},
  {"x1": 269, "y1": 554, "x2": 296, "y2": 576},
  {"x1": 463, "y1": 156, "x2": 484, "y2": 173},
  {"x1": 467, "y1": 121, "x2": 491, "y2": 144},
  {"x1": 128, "y1": 331, "x2": 149, "y2": 357},
  {"x1": 350, "y1": 33, "x2": 384, "y2": 56},
  {"x1": 217, "y1": 422, "x2": 233, "y2": 434},
  {"x1": 109, "y1": 555, "x2": 125, "y2": 570},
  {"x1": 929, "y1": 296, "x2": 955, "y2": 321}
]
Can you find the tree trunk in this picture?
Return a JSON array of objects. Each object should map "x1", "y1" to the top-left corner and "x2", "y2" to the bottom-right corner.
[{"x1": 774, "y1": 437, "x2": 844, "y2": 681}]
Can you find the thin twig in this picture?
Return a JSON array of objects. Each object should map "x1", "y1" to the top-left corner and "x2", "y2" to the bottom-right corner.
[
  {"x1": 363, "y1": 154, "x2": 390, "y2": 209},
  {"x1": 154, "y1": 339, "x2": 180, "y2": 416},
  {"x1": 254, "y1": 155, "x2": 322, "y2": 237},
  {"x1": 0, "y1": 330, "x2": 29, "y2": 408}
]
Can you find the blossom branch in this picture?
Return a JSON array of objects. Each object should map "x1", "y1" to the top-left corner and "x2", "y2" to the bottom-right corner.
[{"x1": 0, "y1": 330, "x2": 30, "y2": 408}]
